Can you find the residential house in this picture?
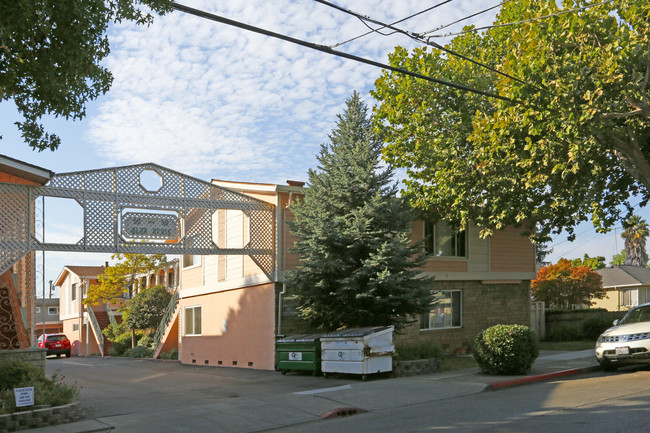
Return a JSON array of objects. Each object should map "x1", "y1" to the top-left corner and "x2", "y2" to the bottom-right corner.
[
  {"x1": 0, "y1": 154, "x2": 52, "y2": 350},
  {"x1": 34, "y1": 297, "x2": 63, "y2": 337},
  {"x1": 593, "y1": 265, "x2": 650, "y2": 311},
  {"x1": 55, "y1": 259, "x2": 179, "y2": 357},
  {"x1": 56, "y1": 265, "x2": 109, "y2": 356},
  {"x1": 155, "y1": 180, "x2": 535, "y2": 370}
]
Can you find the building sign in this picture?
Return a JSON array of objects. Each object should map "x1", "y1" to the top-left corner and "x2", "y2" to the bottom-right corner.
[
  {"x1": 14, "y1": 387, "x2": 34, "y2": 407},
  {"x1": 122, "y1": 212, "x2": 180, "y2": 240}
]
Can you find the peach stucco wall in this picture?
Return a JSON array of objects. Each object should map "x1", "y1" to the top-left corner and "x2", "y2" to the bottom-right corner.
[{"x1": 180, "y1": 283, "x2": 276, "y2": 370}]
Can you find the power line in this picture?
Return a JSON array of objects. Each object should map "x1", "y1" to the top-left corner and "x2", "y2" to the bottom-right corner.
[
  {"x1": 171, "y1": 2, "x2": 514, "y2": 102},
  {"x1": 313, "y1": 0, "x2": 538, "y2": 92},
  {"x1": 329, "y1": 0, "x2": 454, "y2": 48},
  {"x1": 421, "y1": 0, "x2": 514, "y2": 36},
  {"x1": 426, "y1": 0, "x2": 617, "y2": 38}
]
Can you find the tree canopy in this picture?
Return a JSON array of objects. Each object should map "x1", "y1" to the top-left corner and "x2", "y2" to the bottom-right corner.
[
  {"x1": 532, "y1": 259, "x2": 605, "y2": 308},
  {"x1": 126, "y1": 285, "x2": 172, "y2": 331},
  {"x1": 372, "y1": 0, "x2": 649, "y2": 242},
  {"x1": 286, "y1": 92, "x2": 433, "y2": 331},
  {"x1": 0, "y1": 0, "x2": 172, "y2": 151},
  {"x1": 571, "y1": 254, "x2": 606, "y2": 270},
  {"x1": 85, "y1": 253, "x2": 166, "y2": 306}
]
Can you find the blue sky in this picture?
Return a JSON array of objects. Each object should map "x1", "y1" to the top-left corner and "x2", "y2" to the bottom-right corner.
[{"x1": 1, "y1": 0, "x2": 648, "y2": 293}]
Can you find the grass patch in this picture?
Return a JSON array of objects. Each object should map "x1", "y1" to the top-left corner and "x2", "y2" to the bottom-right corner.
[
  {"x1": 440, "y1": 356, "x2": 477, "y2": 371},
  {"x1": 538, "y1": 340, "x2": 595, "y2": 351}
]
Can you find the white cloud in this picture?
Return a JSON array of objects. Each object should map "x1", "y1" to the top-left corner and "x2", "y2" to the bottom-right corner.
[{"x1": 87, "y1": 0, "x2": 498, "y2": 181}]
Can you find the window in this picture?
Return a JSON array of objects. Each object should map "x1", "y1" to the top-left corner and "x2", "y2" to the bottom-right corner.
[
  {"x1": 183, "y1": 255, "x2": 200, "y2": 268},
  {"x1": 424, "y1": 221, "x2": 466, "y2": 257},
  {"x1": 71, "y1": 283, "x2": 77, "y2": 301},
  {"x1": 48, "y1": 307, "x2": 59, "y2": 315},
  {"x1": 420, "y1": 290, "x2": 462, "y2": 330},
  {"x1": 36, "y1": 307, "x2": 41, "y2": 314},
  {"x1": 622, "y1": 288, "x2": 638, "y2": 308},
  {"x1": 72, "y1": 323, "x2": 79, "y2": 331},
  {"x1": 185, "y1": 306, "x2": 202, "y2": 336}
]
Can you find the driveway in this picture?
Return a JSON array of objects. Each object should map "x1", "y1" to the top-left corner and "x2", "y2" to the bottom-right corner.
[{"x1": 45, "y1": 356, "x2": 352, "y2": 431}]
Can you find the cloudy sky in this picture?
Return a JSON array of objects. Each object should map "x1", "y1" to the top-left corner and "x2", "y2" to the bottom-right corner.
[{"x1": 1, "y1": 0, "x2": 648, "y2": 290}]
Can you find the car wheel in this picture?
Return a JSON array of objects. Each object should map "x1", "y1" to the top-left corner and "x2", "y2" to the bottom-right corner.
[
  {"x1": 56, "y1": 354, "x2": 61, "y2": 358},
  {"x1": 600, "y1": 360, "x2": 618, "y2": 372}
]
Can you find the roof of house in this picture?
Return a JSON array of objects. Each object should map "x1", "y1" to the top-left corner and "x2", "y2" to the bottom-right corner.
[
  {"x1": 54, "y1": 265, "x2": 106, "y2": 286},
  {"x1": 0, "y1": 154, "x2": 53, "y2": 184},
  {"x1": 596, "y1": 265, "x2": 650, "y2": 288}
]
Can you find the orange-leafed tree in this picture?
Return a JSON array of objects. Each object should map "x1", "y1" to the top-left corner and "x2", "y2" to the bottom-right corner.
[{"x1": 531, "y1": 259, "x2": 605, "y2": 309}]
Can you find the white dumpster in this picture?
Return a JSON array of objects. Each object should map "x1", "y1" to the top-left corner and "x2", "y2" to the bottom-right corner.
[{"x1": 320, "y1": 326, "x2": 394, "y2": 380}]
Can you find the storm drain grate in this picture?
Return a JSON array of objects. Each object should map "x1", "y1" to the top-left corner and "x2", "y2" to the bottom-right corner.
[{"x1": 320, "y1": 407, "x2": 367, "y2": 419}]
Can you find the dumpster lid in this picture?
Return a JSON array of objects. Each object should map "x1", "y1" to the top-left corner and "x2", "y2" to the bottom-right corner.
[
  {"x1": 321, "y1": 326, "x2": 393, "y2": 338},
  {"x1": 276, "y1": 333, "x2": 322, "y2": 343}
]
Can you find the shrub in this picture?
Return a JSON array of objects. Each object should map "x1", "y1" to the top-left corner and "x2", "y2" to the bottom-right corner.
[
  {"x1": 546, "y1": 325, "x2": 583, "y2": 342},
  {"x1": 126, "y1": 345, "x2": 153, "y2": 358},
  {"x1": 170, "y1": 348, "x2": 178, "y2": 360},
  {"x1": 0, "y1": 362, "x2": 78, "y2": 414},
  {"x1": 473, "y1": 324, "x2": 539, "y2": 375},
  {"x1": 582, "y1": 317, "x2": 614, "y2": 340},
  {"x1": 137, "y1": 334, "x2": 155, "y2": 349},
  {"x1": 394, "y1": 341, "x2": 443, "y2": 361}
]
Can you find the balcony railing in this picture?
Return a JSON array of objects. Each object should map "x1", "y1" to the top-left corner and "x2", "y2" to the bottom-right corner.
[
  {"x1": 152, "y1": 288, "x2": 180, "y2": 352},
  {"x1": 86, "y1": 307, "x2": 104, "y2": 356}
]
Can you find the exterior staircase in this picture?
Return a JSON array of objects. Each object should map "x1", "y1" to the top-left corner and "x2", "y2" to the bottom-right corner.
[{"x1": 87, "y1": 305, "x2": 116, "y2": 356}]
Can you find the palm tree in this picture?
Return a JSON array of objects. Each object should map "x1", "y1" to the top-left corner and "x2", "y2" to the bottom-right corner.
[{"x1": 622, "y1": 215, "x2": 649, "y2": 266}]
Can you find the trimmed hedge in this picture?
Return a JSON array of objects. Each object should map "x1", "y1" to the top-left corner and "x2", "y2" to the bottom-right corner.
[{"x1": 473, "y1": 324, "x2": 539, "y2": 375}]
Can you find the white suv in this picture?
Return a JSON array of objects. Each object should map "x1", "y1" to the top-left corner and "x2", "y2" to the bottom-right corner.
[{"x1": 595, "y1": 303, "x2": 650, "y2": 371}]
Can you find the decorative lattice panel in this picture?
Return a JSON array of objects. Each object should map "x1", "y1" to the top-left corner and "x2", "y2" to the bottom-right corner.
[{"x1": 0, "y1": 163, "x2": 275, "y2": 278}]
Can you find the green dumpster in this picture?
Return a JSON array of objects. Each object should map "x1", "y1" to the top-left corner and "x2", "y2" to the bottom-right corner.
[{"x1": 275, "y1": 334, "x2": 322, "y2": 375}]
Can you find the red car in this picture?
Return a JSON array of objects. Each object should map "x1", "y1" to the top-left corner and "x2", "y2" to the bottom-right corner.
[{"x1": 37, "y1": 333, "x2": 71, "y2": 358}]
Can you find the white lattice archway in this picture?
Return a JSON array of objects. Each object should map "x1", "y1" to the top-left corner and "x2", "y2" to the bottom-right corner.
[{"x1": 0, "y1": 163, "x2": 275, "y2": 279}]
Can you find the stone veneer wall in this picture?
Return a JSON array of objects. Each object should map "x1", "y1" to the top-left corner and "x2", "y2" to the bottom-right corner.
[
  {"x1": 395, "y1": 280, "x2": 531, "y2": 353},
  {"x1": 0, "y1": 348, "x2": 46, "y2": 373}
]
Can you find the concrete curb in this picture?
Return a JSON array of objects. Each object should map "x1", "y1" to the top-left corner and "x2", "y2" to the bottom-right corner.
[{"x1": 488, "y1": 365, "x2": 601, "y2": 390}]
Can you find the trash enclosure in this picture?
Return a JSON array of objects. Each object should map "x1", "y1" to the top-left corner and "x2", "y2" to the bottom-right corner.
[
  {"x1": 320, "y1": 326, "x2": 394, "y2": 380},
  {"x1": 275, "y1": 334, "x2": 322, "y2": 375}
]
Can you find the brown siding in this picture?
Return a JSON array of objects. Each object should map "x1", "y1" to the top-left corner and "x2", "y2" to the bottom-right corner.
[
  {"x1": 489, "y1": 226, "x2": 535, "y2": 273},
  {"x1": 422, "y1": 260, "x2": 468, "y2": 272}
]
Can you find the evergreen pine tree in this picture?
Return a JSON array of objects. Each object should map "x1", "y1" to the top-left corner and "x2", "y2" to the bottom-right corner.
[{"x1": 286, "y1": 92, "x2": 432, "y2": 331}]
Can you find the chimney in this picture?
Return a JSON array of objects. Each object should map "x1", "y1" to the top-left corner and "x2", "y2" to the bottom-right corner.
[{"x1": 286, "y1": 180, "x2": 305, "y2": 187}]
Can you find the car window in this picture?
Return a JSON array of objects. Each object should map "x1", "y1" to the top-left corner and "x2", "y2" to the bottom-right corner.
[
  {"x1": 46, "y1": 335, "x2": 68, "y2": 342},
  {"x1": 619, "y1": 306, "x2": 650, "y2": 324}
]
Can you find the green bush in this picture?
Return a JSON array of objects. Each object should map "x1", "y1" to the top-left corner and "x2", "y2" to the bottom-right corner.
[
  {"x1": 0, "y1": 362, "x2": 78, "y2": 414},
  {"x1": 547, "y1": 325, "x2": 583, "y2": 342},
  {"x1": 170, "y1": 348, "x2": 178, "y2": 360},
  {"x1": 125, "y1": 345, "x2": 153, "y2": 358},
  {"x1": 582, "y1": 317, "x2": 614, "y2": 340},
  {"x1": 473, "y1": 324, "x2": 539, "y2": 375},
  {"x1": 394, "y1": 341, "x2": 443, "y2": 361},
  {"x1": 137, "y1": 334, "x2": 155, "y2": 349}
]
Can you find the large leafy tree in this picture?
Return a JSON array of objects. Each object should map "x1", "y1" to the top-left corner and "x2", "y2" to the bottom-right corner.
[
  {"x1": 532, "y1": 259, "x2": 605, "y2": 308},
  {"x1": 372, "y1": 0, "x2": 649, "y2": 242},
  {"x1": 622, "y1": 215, "x2": 649, "y2": 266},
  {"x1": 287, "y1": 92, "x2": 433, "y2": 331},
  {"x1": 85, "y1": 253, "x2": 167, "y2": 306},
  {"x1": 0, "y1": 0, "x2": 172, "y2": 151},
  {"x1": 126, "y1": 285, "x2": 172, "y2": 331}
]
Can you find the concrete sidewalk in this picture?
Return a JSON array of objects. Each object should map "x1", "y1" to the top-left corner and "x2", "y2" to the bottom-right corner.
[{"x1": 27, "y1": 349, "x2": 600, "y2": 433}]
